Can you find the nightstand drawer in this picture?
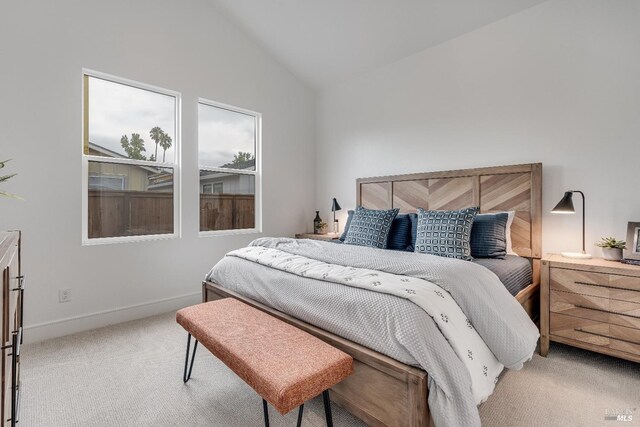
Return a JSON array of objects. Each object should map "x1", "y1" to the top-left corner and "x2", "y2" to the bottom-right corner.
[
  {"x1": 550, "y1": 290, "x2": 640, "y2": 330},
  {"x1": 609, "y1": 274, "x2": 640, "y2": 298},
  {"x1": 550, "y1": 313, "x2": 640, "y2": 356},
  {"x1": 550, "y1": 268, "x2": 640, "y2": 302},
  {"x1": 550, "y1": 268, "x2": 609, "y2": 296}
]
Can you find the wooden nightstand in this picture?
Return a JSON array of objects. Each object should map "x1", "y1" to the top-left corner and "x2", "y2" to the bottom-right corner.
[
  {"x1": 541, "y1": 254, "x2": 640, "y2": 363},
  {"x1": 294, "y1": 233, "x2": 341, "y2": 241}
]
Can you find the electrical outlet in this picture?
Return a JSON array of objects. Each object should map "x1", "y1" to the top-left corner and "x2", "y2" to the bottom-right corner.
[{"x1": 59, "y1": 288, "x2": 71, "y2": 303}]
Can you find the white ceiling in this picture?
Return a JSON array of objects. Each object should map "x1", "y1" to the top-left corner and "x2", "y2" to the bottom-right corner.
[{"x1": 210, "y1": 0, "x2": 548, "y2": 90}]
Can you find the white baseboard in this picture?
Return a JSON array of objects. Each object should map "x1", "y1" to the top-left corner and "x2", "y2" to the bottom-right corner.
[{"x1": 24, "y1": 292, "x2": 201, "y2": 344}]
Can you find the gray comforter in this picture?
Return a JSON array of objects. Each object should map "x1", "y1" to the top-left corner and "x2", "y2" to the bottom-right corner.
[{"x1": 206, "y1": 238, "x2": 539, "y2": 427}]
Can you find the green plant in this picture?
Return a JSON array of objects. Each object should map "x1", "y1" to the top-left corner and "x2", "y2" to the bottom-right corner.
[
  {"x1": 0, "y1": 159, "x2": 22, "y2": 199},
  {"x1": 595, "y1": 236, "x2": 626, "y2": 249}
]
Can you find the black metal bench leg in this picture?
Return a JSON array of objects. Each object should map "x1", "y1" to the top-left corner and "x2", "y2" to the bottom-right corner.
[
  {"x1": 296, "y1": 404, "x2": 304, "y2": 427},
  {"x1": 322, "y1": 390, "x2": 333, "y2": 427},
  {"x1": 183, "y1": 333, "x2": 198, "y2": 383},
  {"x1": 263, "y1": 399, "x2": 270, "y2": 427}
]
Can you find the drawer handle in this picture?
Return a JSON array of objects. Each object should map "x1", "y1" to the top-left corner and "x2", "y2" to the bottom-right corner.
[
  {"x1": 574, "y1": 304, "x2": 640, "y2": 320},
  {"x1": 575, "y1": 328, "x2": 640, "y2": 346},
  {"x1": 575, "y1": 281, "x2": 640, "y2": 293}
]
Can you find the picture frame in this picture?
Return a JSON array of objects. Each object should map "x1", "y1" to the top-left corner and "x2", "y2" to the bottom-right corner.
[{"x1": 624, "y1": 221, "x2": 640, "y2": 260}]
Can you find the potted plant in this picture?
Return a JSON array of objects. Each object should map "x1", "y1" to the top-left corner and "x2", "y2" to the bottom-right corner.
[
  {"x1": 595, "y1": 237, "x2": 626, "y2": 261},
  {"x1": 0, "y1": 159, "x2": 21, "y2": 199},
  {"x1": 316, "y1": 221, "x2": 328, "y2": 235}
]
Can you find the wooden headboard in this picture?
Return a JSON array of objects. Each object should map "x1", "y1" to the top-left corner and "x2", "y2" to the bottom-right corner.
[{"x1": 356, "y1": 163, "x2": 542, "y2": 261}]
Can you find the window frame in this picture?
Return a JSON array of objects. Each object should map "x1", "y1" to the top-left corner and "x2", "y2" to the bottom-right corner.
[
  {"x1": 197, "y1": 98, "x2": 262, "y2": 237},
  {"x1": 81, "y1": 69, "x2": 182, "y2": 246}
]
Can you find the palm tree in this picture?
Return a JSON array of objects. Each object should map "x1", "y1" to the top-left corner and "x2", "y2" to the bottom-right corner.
[
  {"x1": 149, "y1": 126, "x2": 163, "y2": 161},
  {"x1": 159, "y1": 133, "x2": 173, "y2": 162}
]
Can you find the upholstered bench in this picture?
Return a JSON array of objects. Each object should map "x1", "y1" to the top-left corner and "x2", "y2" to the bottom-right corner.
[{"x1": 176, "y1": 298, "x2": 354, "y2": 427}]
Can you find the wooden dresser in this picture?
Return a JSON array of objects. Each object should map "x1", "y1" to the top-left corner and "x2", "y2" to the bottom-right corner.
[
  {"x1": 541, "y1": 254, "x2": 640, "y2": 363},
  {"x1": 0, "y1": 231, "x2": 22, "y2": 426}
]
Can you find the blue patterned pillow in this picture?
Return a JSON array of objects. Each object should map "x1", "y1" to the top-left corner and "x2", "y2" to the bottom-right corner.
[
  {"x1": 344, "y1": 206, "x2": 399, "y2": 248},
  {"x1": 415, "y1": 207, "x2": 479, "y2": 260},
  {"x1": 470, "y1": 213, "x2": 508, "y2": 259},
  {"x1": 342, "y1": 210, "x2": 413, "y2": 251}
]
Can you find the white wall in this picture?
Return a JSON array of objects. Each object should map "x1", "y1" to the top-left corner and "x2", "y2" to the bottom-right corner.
[
  {"x1": 0, "y1": 0, "x2": 315, "y2": 342},
  {"x1": 317, "y1": 0, "x2": 640, "y2": 255}
]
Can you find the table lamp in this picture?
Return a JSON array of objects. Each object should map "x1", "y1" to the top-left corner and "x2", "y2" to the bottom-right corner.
[
  {"x1": 551, "y1": 190, "x2": 592, "y2": 259},
  {"x1": 331, "y1": 198, "x2": 341, "y2": 234}
]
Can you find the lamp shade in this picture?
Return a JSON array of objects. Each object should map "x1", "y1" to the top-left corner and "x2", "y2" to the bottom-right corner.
[
  {"x1": 331, "y1": 198, "x2": 341, "y2": 212},
  {"x1": 551, "y1": 191, "x2": 575, "y2": 214}
]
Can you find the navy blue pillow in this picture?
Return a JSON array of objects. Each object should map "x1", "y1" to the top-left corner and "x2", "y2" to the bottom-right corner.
[
  {"x1": 341, "y1": 210, "x2": 414, "y2": 251},
  {"x1": 386, "y1": 214, "x2": 413, "y2": 251},
  {"x1": 339, "y1": 210, "x2": 354, "y2": 241},
  {"x1": 470, "y1": 212, "x2": 508, "y2": 259},
  {"x1": 409, "y1": 212, "x2": 418, "y2": 249}
]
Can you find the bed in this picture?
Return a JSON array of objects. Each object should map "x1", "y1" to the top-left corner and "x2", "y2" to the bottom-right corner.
[{"x1": 203, "y1": 163, "x2": 542, "y2": 427}]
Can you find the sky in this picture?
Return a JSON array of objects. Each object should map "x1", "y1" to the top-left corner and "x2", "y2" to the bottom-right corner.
[
  {"x1": 87, "y1": 76, "x2": 256, "y2": 169},
  {"x1": 198, "y1": 103, "x2": 255, "y2": 169},
  {"x1": 88, "y1": 76, "x2": 176, "y2": 163}
]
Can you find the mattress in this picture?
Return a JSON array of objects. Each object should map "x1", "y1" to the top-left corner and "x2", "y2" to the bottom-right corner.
[{"x1": 473, "y1": 255, "x2": 532, "y2": 296}]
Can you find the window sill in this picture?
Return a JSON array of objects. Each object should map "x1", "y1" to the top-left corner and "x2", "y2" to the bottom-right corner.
[
  {"x1": 199, "y1": 228, "x2": 262, "y2": 238},
  {"x1": 82, "y1": 232, "x2": 180, "y2": 246}
]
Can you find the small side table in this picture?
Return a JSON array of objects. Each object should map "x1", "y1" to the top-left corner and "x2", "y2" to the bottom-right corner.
[
  {"x1": 540, "y1": 254, "x2": 640, "y2": 363},
  {"x1": 295, "y1": 233, "x2": 341, "y2": 241}
]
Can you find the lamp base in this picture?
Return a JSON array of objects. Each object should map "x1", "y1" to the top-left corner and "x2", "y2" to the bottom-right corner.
[{"x1": 561, "y1": 252, "x2": 593, "y2": 259}]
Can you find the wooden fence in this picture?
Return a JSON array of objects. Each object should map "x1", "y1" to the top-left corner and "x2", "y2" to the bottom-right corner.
[
  {"x1": 200, "y1": 193, "x2": 255, "y2": 232},
  {"x1": 88, "y1": 190, "x2": 255, "y2": 238}
]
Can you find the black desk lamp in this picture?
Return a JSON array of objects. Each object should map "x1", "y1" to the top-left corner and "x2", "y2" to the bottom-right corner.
[
  {"x1": 551, "y1": 190, "x2": 592, "y2": 259},
  {"x1": 331, "y1": 198, "x2": 342, "y2": 234}
]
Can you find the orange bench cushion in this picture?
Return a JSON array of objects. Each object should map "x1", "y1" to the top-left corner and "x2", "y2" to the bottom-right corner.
[{"x1": 176, "y1": 299, "x2": 353, "y2": 414}]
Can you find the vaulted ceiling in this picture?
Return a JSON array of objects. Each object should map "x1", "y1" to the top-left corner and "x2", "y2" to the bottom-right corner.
[{"x1": 210, "y1": 0, "x2": 549, "y2": 89}]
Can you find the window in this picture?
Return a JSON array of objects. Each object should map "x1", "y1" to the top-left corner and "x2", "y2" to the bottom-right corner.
[
  {"x1": 202, "y1": 183, "x2": 223, "y2": 194},
  {"x1": 89, "y1": 175, "x2": 125, "y2": 191},
  {"x1": 82, "y1": 70, "x2": 180, "y2": 244},
  {"x1": 198, "y1": 100, "x2": 261, "y2": 234}
]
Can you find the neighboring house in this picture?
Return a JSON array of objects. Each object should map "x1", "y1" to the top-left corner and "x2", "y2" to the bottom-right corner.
[
  {"x1": 199, "y1": 158, "x2": 255, "y2": 195},
  {"x1": 88, "y1": 143, "x2": 253, "y2": 195},
  {"x1": 87, "y1": 142, "x2": 169, "y2": 192}
]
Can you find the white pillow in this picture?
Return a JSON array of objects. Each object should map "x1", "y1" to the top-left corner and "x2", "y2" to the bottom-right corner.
[{"x1": 505, "y1": 210, "x2": 516, "y2": 255}]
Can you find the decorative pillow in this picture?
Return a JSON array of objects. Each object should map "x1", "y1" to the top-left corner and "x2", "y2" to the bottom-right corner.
[
  {"x1": 409, "y1": 212, "x2": 418, "y2": 249},
  {"x1": 386, "y1": 214, "x2": 413, "y2": 251},
  {"x1": 414, "y1": 207, "x2": 479, "y2": 260},
  {"x1": 505, "y1": 210, "x2": 516, "y2": 255},
  {"x1": 344, "y1": 206, "x2": 399, "y2": 249},
  {"x1": 339, "y1": 210, "x2": 354, "y2": 241},
  {"x1": 470, "y1": 212, "x2": 508, "y2": 259},
  {"x1": 342, "y1": 210, "x2": 413, "y2": 251}
]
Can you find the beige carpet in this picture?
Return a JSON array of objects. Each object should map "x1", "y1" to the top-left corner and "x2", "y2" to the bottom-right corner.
[{"x1": 20, "y1": 312, "x2": 640, "y2": 427}]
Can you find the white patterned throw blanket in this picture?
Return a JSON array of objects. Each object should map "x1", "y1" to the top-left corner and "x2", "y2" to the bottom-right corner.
[
  {"x1": 207, "y1": 238, "x2": 539, "y2": 427},
  {"x1": 228, "y1": 245, "x2": 503, "y2": 404}
]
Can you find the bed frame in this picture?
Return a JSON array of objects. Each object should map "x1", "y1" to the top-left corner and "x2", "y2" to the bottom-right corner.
[{"x1": 203, "y1": 162, "x2": 542, "y2": 427}]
